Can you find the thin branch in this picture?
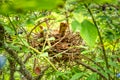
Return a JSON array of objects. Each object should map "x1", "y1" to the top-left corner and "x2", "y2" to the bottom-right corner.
[
  {"x1": 30, "y1": 46, "x2": 57, "y2": 71},
  {"x1": 6, "y1": 15, "x2": 26, "y2": 45},
  {"x1": 84, "y1": 3, "x2": 110, "y2": 79},
  {"x1": 51, "y1": 35, "x2": 66, "y2": 48},
  {"x1": 7, "y1": 15, "x2": 17, "y2": 34},
  {"x1": 51, "y1": 45, "x2": 105, "y2": 72},
  {"x1": 27, "y1": 18, "x2": 55, "y2": 42},
  {"x1": 76, "y1": 60, "x2": 107, "y2": 80},
  {"x1": 18, "y1": 43, "x2": 58, "y2": 71},
  {"x1": 80, "y1": 54, "x2": 105, "y2": 71}
]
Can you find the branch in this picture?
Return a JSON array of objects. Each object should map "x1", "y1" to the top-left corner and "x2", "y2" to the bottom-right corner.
[
  {"x1": 23, "y1": 53, "x2": 32, "y2": 63},
  {"x1": 84, "y1": 4, "x2": 110, "y2": 80},
  {"x1": 18, "y1": 43, "x2": 57, "y2": 71},
  {"x1": 27, "y1": 18, "x2": 55, "y2": 42},
  {"x1": 5, "y1": 46, "x2": 34, "y2": 80},
  {"x1": 76, "y1": 60, "x2": 107, "y2": 80},
  {"x1": 6, "y1": 15, "x2": 26, "y2": 45},
  {"x1": 80, "y1": 54, "x2": 105, "y2": 71}
]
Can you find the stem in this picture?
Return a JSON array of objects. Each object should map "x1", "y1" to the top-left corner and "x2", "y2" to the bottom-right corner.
[
  {"x1": 7, "y1": 15, "x2": 17, "y2": 34},
  {"x1": 6, "y1": 15, "x2": 25, "y2": 45},
  {"x1": 84, "y1": 4, "x2": 110, "y2": 79}
]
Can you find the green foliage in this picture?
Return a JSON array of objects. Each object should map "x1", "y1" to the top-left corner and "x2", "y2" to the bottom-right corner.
[
  {"x1": 14, "y1": 0, "x2": 64, "y2": 10},
  {"x1": 0, "y1": 0, "x2": 64, "y2": 15},
  {"x1": 79, "y1": 0, "x2": 117, "y2": 4},
  {"x1": 0, "y1": 0, "x2": 120, "y2": 80},
  {"x1": 71, "y1": 19, "x2": 81, "y2": 32},
  {"x1": 54, "y1": 66, "x2": 85, "y2": 80},
  {"x1": 80, "y1": 20, "x2": 98, "y2": 47},
  {"x1": 86, "y1": 73, "x2": 97, "y2": 80},
  {"x1": 70, "y1": 73, "x2": 84, "y2": 80},
  {"x1": 71, "y1": 19, "x2": 98, "y2": 47}
]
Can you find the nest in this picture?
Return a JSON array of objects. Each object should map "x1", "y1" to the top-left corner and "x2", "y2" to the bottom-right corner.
[{"x1": 29, "y1": 31, "x2": 84, "y2": 62}]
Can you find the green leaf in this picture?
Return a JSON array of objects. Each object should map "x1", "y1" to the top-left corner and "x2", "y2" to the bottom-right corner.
[
  {"x1": 80, "y1": 20, "x2": 98, "y2": 47},
  {"x1": 14, "y1": 0, "x2": 64, "y2": 10},
  {"x1": 93, "y1": 0, "x2": 117, "y2": 4},
  {"x1": 86, "y1": 73, "x2": 97, "y2": 80},
  {"x1": 81, "y1": 50, "x2": 92, "y2": 54},
  {"x1": 4, "y1": 26, "x2": 15, "y2": 35},
  {"x1": 109, "y1": 61, "x2": 119, "y2": 68},
  {"x1": 22, "y1": 40, "x2": 29, "y2": 47},
  {"x1": 55, "y1": 71, "x2": 70, "y2": 80},
  {"x1": 43, "y1": 46, "x2": 50, "y2": 51},
  {"x1": 71, "y1": 20, "x2": 81, "y2": 32},
  {"x1": 79, "y1": 0, "x2": 117, "y2": 4},
  {"x1": 36, "y1": 0, "x2": 64, "y2": 10},
  {"x1": 40, "y1": 52, "x2": 48, "y2": 57},
  {"x1": 48, "y1": 37, "x2": 55, "y2": 41},
  {"x1": 70, "y1": 73, "x2": 83, "y2": 80},
  {"x1": 0, "y1": 0, "x2": 64, "y2": 14}
]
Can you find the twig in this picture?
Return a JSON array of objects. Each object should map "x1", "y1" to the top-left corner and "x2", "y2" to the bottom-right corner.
[
  {"x1": 51, "y1": 45, "x2": 105, "y2": 72},
  {"x1": 18, "y1": 43, "x2": 58, "y2": 71},
  {"x1": 6, "y1": 15, "x2": 26, "y2": 45},
  {"x1": 80, "y1": 54, "x2": 105, "y2": 71},
  {"x1": 27, "y1": 18, "x2": 55, "y2": 41},
  {"x1": 51, "y1": 35, "x2": 66, "y2": 48},
  {"x1": 45, "y1": 18, "x2": 52, "y2": 47},
  {"x1": 7, "y1": 15, "x2": 17, "y2": 34},
  {"x1": 76, "y1": 60, "x2": 107, "y2": 80},
  {"x1": 30, "y1": 47, "x2": 57, "y2": 71}
]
